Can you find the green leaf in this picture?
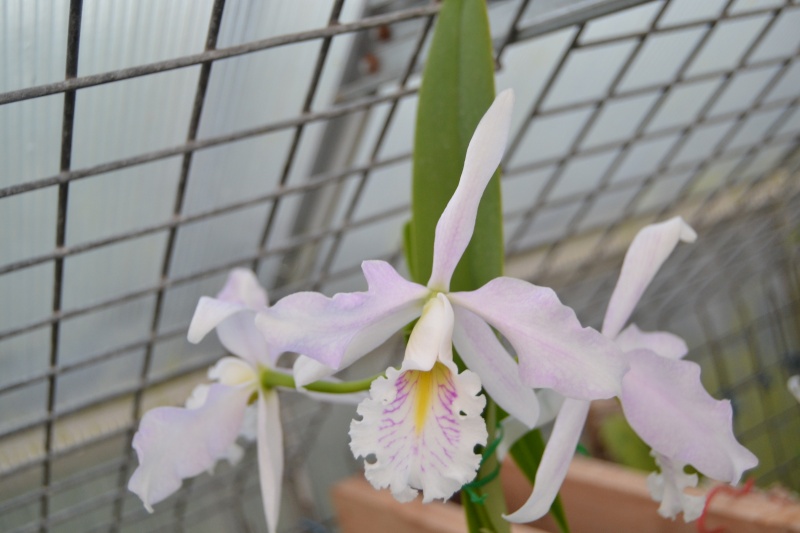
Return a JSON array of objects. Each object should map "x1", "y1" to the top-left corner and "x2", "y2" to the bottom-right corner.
[
  {"x1": 509, "y1": 429, "x2": 571, "y2": 533},
  {"x1": 410, "y1": 0, "x2": 504, "y2": 291},
  {"x1": 598, "y1": 413, "x2": 657, "y2": 472}
]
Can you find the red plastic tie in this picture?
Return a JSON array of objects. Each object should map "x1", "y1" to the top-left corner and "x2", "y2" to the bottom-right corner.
[{"x1": 696, "y1": 478, "x2": 755, "y2": 533}]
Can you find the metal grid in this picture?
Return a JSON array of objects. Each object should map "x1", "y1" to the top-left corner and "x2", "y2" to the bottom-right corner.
[{"x1": 1, "y1": 0, "x2": 799, "y2": 531}]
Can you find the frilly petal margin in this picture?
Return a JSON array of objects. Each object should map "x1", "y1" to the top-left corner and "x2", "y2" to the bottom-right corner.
[
  {"x1": 428, "y1": 89, "x2": 515, "y2": 292},
  {"x1": 615, "y1": 323, "x2": 688, "y2": 360},
  {"x1": 349, "y1": 359, "x2": 487, "y2": 503},
  {"x1": 448, "y1": 277, "x2": 626, "y2": 400},
  {"x1": 451, "y1": 304, "x2": 539, "y2": 428},
  {"x1": 647, "y1": 452, "x2": 705, "y2": 521},
  {"x1": 505, "y1": 398, "x2": 590, "y2": 523},
  {"x1": 255, "y1": 261, "x2": 429, "y2": 370},
  {"x1": 621, "y1": 349, "x2": 758, "y2": 483},
  {"x1": 128, "y1": 383, "x2": 252, "y2": 511},
  {"x1": 257, "y1": 391, "x2": 283, "y2": 533},
  {"x1": 602, "y1": 217, "x2": 696, "y2": 339}
]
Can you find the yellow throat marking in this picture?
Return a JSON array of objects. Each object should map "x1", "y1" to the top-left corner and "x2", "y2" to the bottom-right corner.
[{"x1": 411, "y1": 363, "x2": 445, "y2": 435}]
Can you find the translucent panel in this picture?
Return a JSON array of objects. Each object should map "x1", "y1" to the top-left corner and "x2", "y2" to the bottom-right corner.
[
  {"x1": 0, "y1": 189, "x2": 57, "y2": 265},
  {"x1": 617, "y1": 26, "x2": 706, "y2": 92},
  {"x1": 646, "y1": 78, "x2": 721, "y2": 133},
  {"x1": 72, "y1": 67, "x2": 200, "y2": 168},
  {"x1": 748, "y1": 9, "x2": 800, "y2": 64},
  {"x1": 158, "y1": 274, "x2": 229, "y2": 333},
  {"x1": 581, "y1": 92, "x2": 660, "y2": 149},
  {"x1": 774, "y1": 106, "x2": 800, "y2": 138},
  {"x1": 501, "y1": 166, "x2": 553, "y2": 214},
  {"x1": 375, "y1": 95, "x2": 418, "y2": 161},
  {"x1": 329, "y1": 213, "x2": 405, "y2": 273},
  {"x1": 0, "y1": 95, "x2": 62, "y2": 188},
  {"x1": 707, "y1": 64, "x2": 781, "y2": 117},
  {"x1": 58, "y1": 296, "x2": 154, "y2": 366},
  {"x1": 725, "y1": 107, "x2": 784, "y2": 150},
  {"x1": 547, "y1": 150, "x2": 617, "y2": 201},
  {"x1": 55, "y1": 349, "x2": 143, "y2": 411},
  {"x1": 66, "y1": 158, "x2": 181, "y2": 246},
  {"x1": 0, "y1": 263, "x2": 53, "y2": 333},
  {"x1": 612, "y1": 134, "x2": 680, "y2": 183},
  {"x1": 657, "y1": 0, "x2": 726, "y2": 28},
  {"x1": 543, "y1": 40, "x2": 638, "y2": 109},
  {"x1": 581, "y1": 1, "x2": 663, "y2": 43},
  {"x1": 509, "y1": 107, "x2": 594, "y2": 168},
  {"x1": 62, "y1": 233, "x2": 166, "y2": 310},
  {"x1": 670, "y1": 119, "x2": 735, "y2": 166},
  {"x1": 738, "y1": 142, "x2": 794, "y2": 181},
  {"x1": 217, "y1": 0, "x2": 335, "y2": 47},
  {"x1": 632, "y1": 169, "x2": 694, "y2": 215},
  {"x1": 170, "y1": 204, "x2": 268, "y2": 278},
  {"x1": 0, "y1": 381, "x2": 47, "y2": 433},
  {"x1": 0, "y1": 329, "x2": 49, "y2": 388},
  {"x1": 729, "y1": 0, "x2": 784, "y2": 15},
  {"x1": 689, "y1": 155, "x2": 743, "y2": 195},
  {"x1": 685, "y1": 15, "x2": 771, "y2": 77},
  {"x1": 514, "y1": 203, "x2": 582, "y2": 251},
  {"x1": 0, "y1": 0, "x2": 68, "y2": 92},
  {"x1": 577, "y1": 186, "x2": 640, "y2": 232},
  {"x1": 497, "y1": 28, "x2": 577, "y2": 138},
  {"x1": 763, "y1": 60, "x2": 800, "y2": 104},
  {"x1": 353, "y1": 159, "x2": 411, "y2": 221},
  {"x1": 78, "y1": 0, "x2": 213, "y2": 75},
  {"x1": 183, "y1": 132, "x2": 291, "y2": 216}
]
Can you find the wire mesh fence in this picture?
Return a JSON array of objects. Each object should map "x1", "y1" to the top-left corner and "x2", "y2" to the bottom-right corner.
[{"x1": 1, "y1": 0, "x2": 799, "y2": 531}]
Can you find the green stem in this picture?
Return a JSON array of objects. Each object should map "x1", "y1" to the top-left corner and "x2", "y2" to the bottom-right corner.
[{"x1": 260, "y1": 367, "x2": 379, "y2": 394}]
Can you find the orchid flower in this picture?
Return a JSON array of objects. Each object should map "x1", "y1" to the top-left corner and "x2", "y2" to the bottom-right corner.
[
  {"x1": 505, "y1": 217, "x2": 758, "y2": 524},
  {"x1": 128, "y1": 269, "x2": 282, "y2": 533},
  {"x1": 254, "y1": 89, "x2": 627, "y2": 503}
]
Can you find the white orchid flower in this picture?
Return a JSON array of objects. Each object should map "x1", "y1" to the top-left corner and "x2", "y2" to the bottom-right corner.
[
  {"x1": 255, "y1": 89, "x2": 627, "y2": 503},
  {"x1": 506, "y1": 217, "x2": 758, "y2": 524},
  {"x1": 128, "y1": 269, "x2": 312, "y2": 533}
]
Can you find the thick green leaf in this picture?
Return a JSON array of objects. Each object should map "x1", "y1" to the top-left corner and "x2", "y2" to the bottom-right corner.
[
  {"x1": 509, "y1": 430, "x2": 571, "y2": 533},
  {"x1": 410, "y1": 0, "x2": 504, "y2": 291}
]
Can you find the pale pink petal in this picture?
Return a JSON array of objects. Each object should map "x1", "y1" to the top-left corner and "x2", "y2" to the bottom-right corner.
[
  {"x1": 187, "y1": 269, "x2": 271, "y2": 366},
  {"x1": 128, "y1": 383, "x2": 252, "y2": 511},
  {"x1": 603, "y1": 217, "x2": 696, "y2": 339},
  {"x1": 257, "y1": 391, "x2": 283, "y2": 533},
  {"x1": 621, "y1": 349, "x2": 758, "y2": 483},
  {"x1": 449, "y1": 278, "x2": 626, "y2": 400},
  {"x1": 505, "y1": 398, "x2": 590, "y2": 523},
  {"x1": 451, "y1": 304, "x2": 539, "y2": 428},
  {"x1": 405, "y1": 294, "x2": 454, "y2": 371},
  {"x1": 428, "y1": 89, "x2": 515, "y2": 292},
  {"x1": 647, "y1": 452, "x2": 705, "y2": 522},
  {"x1": 349, "y1": 360, "x2": 487, "y2": 503},
  {"x1": 616, "y1": 323, "x2": 688, "y2": 360},
  {"x1": 256, "y1": 261, "x2": 429, "y2": 369}
]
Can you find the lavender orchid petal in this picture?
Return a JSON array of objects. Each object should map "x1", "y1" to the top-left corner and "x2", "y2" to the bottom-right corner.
[
  {"x1": 128, "y1": 383, "x2": 252, "y2": 511},
  {"x1": 449, "y1": 278, "x2": 626, "y2": 400},
  {"x1": 615, "y1": 323, "x2": 688, "y2": 360},
  {"x1": 257, "y1": 391, "x2": 283, "y2": 533},
  {"x1": 255, "y1": 261, "x2": 429, "y2": 369},
  {"x1": 504, "y1": 398, "x2": 590, "y2": 523},
  {"x1": 188, "y1": 269, "x2": 271, "y2": 366},
  {"x1": 621, "y1": 349, "x2": 758, "y2": 483},
  {"x1": 451, "y1": 304, "x2": 539, "y2": 428},
  {"x1": 428, "y1": 89, "x2": 514, "y2": 292},
  {"x1": 602, "y1": 217, "x2": 696, "y2": 338}
]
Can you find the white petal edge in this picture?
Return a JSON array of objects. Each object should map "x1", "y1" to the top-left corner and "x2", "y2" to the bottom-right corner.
[
  {"x1": 257, "y1": 391, "x2": 283, "y2": 533},
  {"x1": 602, "y1": 217, "x2": 696, "y2": 339},
  {"x1": 647, "y1": 452, "x2": 705, "y2": 522},
  {"x1": 616, "y1": 323, "x2": 688, "y2": 360},
  {"x1": 128, "y1": 383, "x2": 252, "y2": 511},
  {"x1": 428, "y1": 89, "x2": 514, "y2": 292},
  {"x1": 349, "y1": 359, "x2": 487, "y2": 503},
  {"x1": 451, "y1": 304, "x2": 539, "y2": 428},
  {"x1": 788, "y1": 375, "x2": 800, "y2": 404},
  {"x1": 505, "y1": 398, "x2": 589, "y2": 523}
]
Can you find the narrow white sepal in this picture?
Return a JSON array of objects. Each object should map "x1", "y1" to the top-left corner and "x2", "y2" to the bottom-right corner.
[{"x1": 257, "y1": 391, "x2": 284, "y2": 533}]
